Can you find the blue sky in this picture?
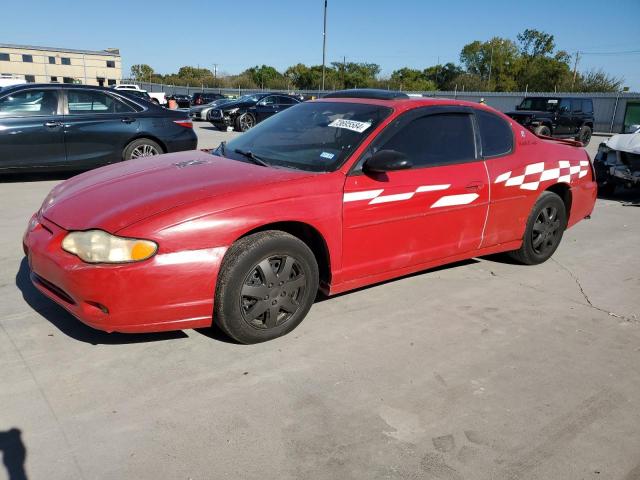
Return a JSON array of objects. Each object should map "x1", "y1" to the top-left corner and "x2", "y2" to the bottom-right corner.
[{"x1": 4, "y1": 0, "x2": 640, "y2": 90}]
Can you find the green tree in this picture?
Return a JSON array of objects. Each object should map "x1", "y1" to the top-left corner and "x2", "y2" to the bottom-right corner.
[
  {"x1": 460, "y1": 37, "x2": 519, "y2": 91},
  {"x1": 423, "y1": 63, "x2": 464, "y2": 90},
  {"x1": 243, "y1": 65, "x2": 283, "y2": 89},
  {"x1": 576, "y1": 69, "x2": 623, "y2": 92},
  {"x1": 517, "y1": 29, "x2": 555, "y2": 58},
  {"x1": 130, "y1": 64, "x2": 154, "y2": 81},
  {"x1": 389, "y1": 68, "x2": 436, "y2": 91}
]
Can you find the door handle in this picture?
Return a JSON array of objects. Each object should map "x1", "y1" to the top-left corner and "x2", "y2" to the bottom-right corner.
[
  {"x1": 465, "y1": 181, "x2": 484, "y2": 191},
  {"x1": 44, "y1": 121, "x2": 62, "y2": 128},
  {"x1": 121, "y1": 117, "x2": 135, "y2": 124}
]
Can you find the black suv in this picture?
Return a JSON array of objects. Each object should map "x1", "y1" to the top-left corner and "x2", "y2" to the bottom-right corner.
[
  {"x1": 209, "y1": 93, "x2": 301, "y2": 132},
  {"x1": 191, "y1": 92, "x2": 225, "y2": 106},
  {"x1": 506, "y1": 97, "x2": 594, "y2": 146}
]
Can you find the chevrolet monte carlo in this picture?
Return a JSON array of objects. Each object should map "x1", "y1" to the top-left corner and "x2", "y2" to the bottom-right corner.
[{"x1": 23, "y1": 89, "x2": 597, "y2": 344}]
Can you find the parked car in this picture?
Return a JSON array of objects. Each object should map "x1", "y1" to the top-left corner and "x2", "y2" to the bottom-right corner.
[
  {"x1": 170, "y1": 94, "x2": 192, "y2": 108},
  {"x1": 191, "y1": 92, "x2": 225, "y2": 106},
  {"x1": 0, "y1": 83, "x2": 197, "y2": 173},
  {"x1": 118, "y1": 89, "x2": 153, "y2": 102},
  {"x1": 23, "y1": 89, "x2": 596, "y2": 343},
  {"x1": 593, "y1": 126, "x2": 640, "y2": 195},
  {"x1": 209, "y1": 92, "x2": 301, "y2": 131},
  {"x1": 0, "y1": 75, "x2": 27, "y2": 89},
  {"x1": 113, "y1": 84, "x2": 165, "y2": 105},
  {"x1": 189, "y1": 98, "x2": 233, "y2": 121},
  {"x1": 506, "y1": 96, "x2": 594, "y2": 145}
]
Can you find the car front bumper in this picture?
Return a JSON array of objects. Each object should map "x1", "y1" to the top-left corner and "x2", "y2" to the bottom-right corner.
[{"x1": 23, "y1": 215, "x2": 226, "y2": 333}]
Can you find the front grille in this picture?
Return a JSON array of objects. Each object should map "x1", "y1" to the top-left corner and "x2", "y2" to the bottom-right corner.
[
  {"x1": 209, "y1": 109, "x2": 222, "y2": 119},
  {"x1": 32, "y1": 273, "x2": 76, "y2": 305}
]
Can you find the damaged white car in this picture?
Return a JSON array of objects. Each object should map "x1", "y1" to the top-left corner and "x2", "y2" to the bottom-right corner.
[{"x1": 594, "y1": 127, "x2": 640, "y2": 195}]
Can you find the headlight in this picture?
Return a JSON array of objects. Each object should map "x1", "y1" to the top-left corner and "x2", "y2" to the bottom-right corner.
[
  {"x1": 225, "y1": 107, "x2": 239, "y2": 114},
  {"x1": 62, "y1": 230, "x2": 158, "y2": 263}
]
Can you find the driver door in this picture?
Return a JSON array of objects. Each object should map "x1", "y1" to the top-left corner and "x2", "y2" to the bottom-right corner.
[
  {"x1": 341, "y1": 107, "x2": 489, "y2": 281},
  {"x1": 253, "y1": 96, "x2": 279, "y2": 122}
]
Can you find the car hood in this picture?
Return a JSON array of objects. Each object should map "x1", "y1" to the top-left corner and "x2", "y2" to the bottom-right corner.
[
  {"x1": 41, "y1": 150, "x2": 312, "y2": 232},
  {"x1": 219, "y1": 100, "x2": 253, "y2": 110},
  {"x1": 606, "y1": 131, "x2": 640, "y2": 154}
]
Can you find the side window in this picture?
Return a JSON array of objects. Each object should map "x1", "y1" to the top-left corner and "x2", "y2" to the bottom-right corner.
[
  {"x1": 67, "y1": 90, "x2": 134, "y2": 114},
  {"x1": 476, "y1": 110, "x2": 513, "y2": 157},
  {"x1": 0, "y1": 89, "x2": 59, "y2": 117},
  {"x1": 277, "y1": 96, "x2": 295, "y2": 105},
  {"x1": 377, "y1": 113, "x2": 476, "y2": 168},
  {"x1": 582, "y1": 100, "x2": 593, "y2": 114},
  {"x1": 559, "y1": 98, "x2": 571, "y2": 113},
  {"x1": 261, "y1": 96, "x2": 276, "y2": 106},
  {"x1": 571, "y1": 99, "x2": 582, "y2": 113}
]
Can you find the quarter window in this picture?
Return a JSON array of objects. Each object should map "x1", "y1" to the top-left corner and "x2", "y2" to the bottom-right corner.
[
  {"x1": 377, "y1": 113, "x2": 476, "y2": 168},
  {"x1": 0, "y1": 89, "x2": 59, "y2": 117},
  {"x1": 476, "y1": 110, "x2": 513, "y2": 157},
  {"x1": 22, "y1": 55, "x2": 33, "y2": 63},
  {"x1": 67, "y1": 90, "x2": 134, "y2": 114}
]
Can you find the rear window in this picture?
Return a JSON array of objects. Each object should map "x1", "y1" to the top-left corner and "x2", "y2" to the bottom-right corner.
[{"x1": 476, "y1": 110, "x2": 513, "y2": 157}]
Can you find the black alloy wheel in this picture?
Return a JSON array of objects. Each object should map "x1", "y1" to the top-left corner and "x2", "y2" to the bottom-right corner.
[{"x1": 531, "y1": 205, "x2": 561, "y2": 255}]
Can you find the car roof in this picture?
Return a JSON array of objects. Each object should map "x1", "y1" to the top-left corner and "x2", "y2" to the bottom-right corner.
[
  {"x1": 313, "y1": 95, "x2": 506, "y2": 113},
  {"x1": 0, "y1": 83, "x2": 130, "y2": 94}
]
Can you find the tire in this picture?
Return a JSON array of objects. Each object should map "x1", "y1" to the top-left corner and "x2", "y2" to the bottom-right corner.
[
  {"x1": 214, "y1": 231, "x2": 319, "y2": 344},
  {"x1": 508, "y1": 191, "x2": 567, "y2": 265},
  {"x1": 534, "y1": 125, "x2": 551, "y2": 137},
  {"x1": 122, "y1": 138, "x2": 163, "y2": 160},
  {"x1": 234, "y1": 112, "x2": 255, "y2": 132},
  {"x1": 576, "y1": 125, "x2": 592, "y2": 146}
]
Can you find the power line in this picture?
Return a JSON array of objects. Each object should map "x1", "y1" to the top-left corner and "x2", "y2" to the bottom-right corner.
[{"x1": 580, "y1": 49, "x2": 640, "y2": 56}]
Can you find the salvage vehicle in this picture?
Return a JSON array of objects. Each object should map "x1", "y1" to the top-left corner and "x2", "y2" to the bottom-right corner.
[
  {"x1": 209, "y1": 92, "x2": 301, "y2": 131},
  {"x1": 506, "y1": 96, "x2": 594, "y2": 146},
  {"x1": 113, "y1": 84, "x2": 165, "y2": 105},
  {"x1": 191, "y1": 92, "x2": 225, "y2": 106},
  {"x1": 189, "y1": 97, "x2": 233, "y2": 121},
  {"x1": 593, "y1": 126, "x2": 640, "y2": 195},
  {"x1": 23, "y1": 89, "x2": 596, "y2": 343},
  {"x1": 169, "y1": 93, "x2": 192, "y2": 108},
  {"x1": 0, "y1": 83, "x2": 196, "y2": 172}
]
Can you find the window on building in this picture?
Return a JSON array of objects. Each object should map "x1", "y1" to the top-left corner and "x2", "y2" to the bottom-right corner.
[
  {"x1": 48, "y1": 56, "x2": 56, "y2": 64},
  {"x1": 108, "y1": 79, "x2": 116, "y2": 86},
  {"x1": 61, "y1": 57, "x2": 71, "y2": 65},
  {"x1": 0, "y1": 89, "x2": 59, "y2": 117},
  {"x1": 106, "y1": 60, "x2": 115, "y2": 68},
  {"x1": 0, "y1": 53, "x2": 9, "y2": 61},
  {"x1": 63, "y1": 77, "x2": 75, "y2": 84},
  {"x1": 22, "y1": 55, "x2": 33, "y2": 63},
  {"x1": 377, "y1": 113, "x2": 476, "y2": 168},
  {"x1": 24, "y1": 75, "x2": 35, "y2": 83},
  {"x1": 475, "y1": 109, "x2": 513, "y2": 157},
  {"x1": 97, "y1": 77, "x2": 105, "y2": 87},
  {"x1": 67, "y1": 90, "x2": 134, "y2": 114},
  {"x1": 50, "y1": 76, "x2": 58, "y2": 83}
]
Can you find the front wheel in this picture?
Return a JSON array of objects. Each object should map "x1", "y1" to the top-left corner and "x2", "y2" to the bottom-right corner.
[
  {"x1": 214, "y1": 231, "x2": 319, "y2": 344},
  {"x1": 508, "y1": 191, "x2": 567, "y2": 265},
  {"x1": 123, "y1": 138, "x2": 163, "y2": 160},
  {"x1": 234, "y1": 112, "x2": 255, "y2": 132}
]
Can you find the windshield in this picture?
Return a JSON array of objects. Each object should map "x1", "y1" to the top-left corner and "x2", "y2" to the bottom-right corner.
[
  {"x1": 518, "y1": 98, "x2": 560, "y2": 111},
  {"x1": 219, "y1": 101, "x2": 392, "y2": 172}
]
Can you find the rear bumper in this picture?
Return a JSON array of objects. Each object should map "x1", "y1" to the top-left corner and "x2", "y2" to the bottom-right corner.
[
  {"x1": 24, "y1": 215, "x2": 226, "y2": 333},
  {"x1": 165, "y1": 129, "x2": 198, "y2": 153}
]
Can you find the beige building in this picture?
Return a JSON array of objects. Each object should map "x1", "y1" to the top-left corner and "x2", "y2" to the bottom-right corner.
[{"x1": 0, "y1": 43, "x2": 122, "y2": 87}]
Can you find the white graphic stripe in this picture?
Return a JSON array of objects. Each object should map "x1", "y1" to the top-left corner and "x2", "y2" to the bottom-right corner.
[
  {"x1": 431, "y1": 193, "x2": 479, "y2": 208},
  {"x1": 520, "y1": 182, "x2": 540, "y2": 190},
  {"x1": 416, "y1": 184, "x2": 450, "y2": 192},
  {"x1": 524, "y1": 162, "x2": 545, "y2": 175},
  {"x1": 505, "y1": 174, "x2": 525, "y2": 186},
  {"x1": 580, "y1": 160, "x2": 589, "y2": 166},
  {"x1": 559, "y1": 160, "x2": 571, "y2": 168},
  {"x1": 540, "y1": 168, "x2": 560, "y2": 181},
  {"x1": 343, "y1": 189, "x2": 384, "y2": 202},
  {"x1": 370, "y1": 192, "x2": 415, "y2": 204},
  {"x1": 495, "y1": 171, "x2": 511, "y2": 183},
  {"x1": 578, "y1": 170, "x2": 588, "y2": 178}
]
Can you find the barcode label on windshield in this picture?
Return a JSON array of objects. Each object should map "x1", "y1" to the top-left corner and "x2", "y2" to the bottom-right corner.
[{"x1": 328, "y1": 119, "x2": 372, "y2": 133}]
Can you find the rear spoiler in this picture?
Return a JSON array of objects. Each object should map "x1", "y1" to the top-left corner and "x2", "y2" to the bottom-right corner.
[{"x1": 536, "y1": 134, "x2": 584, "y2": 148}]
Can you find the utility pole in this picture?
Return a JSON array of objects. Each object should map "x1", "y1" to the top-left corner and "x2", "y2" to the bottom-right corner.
[
  {"x1": 342, "y1": 55, "x2": 346, "y2": 88},
  {"x1": 571, "y1": 51, "x2": 580, "y2": 90},
  {"x1": 212, "y1": 63, "x2": 218, "y2": 86},
  {"x1": 321, "y1": 0, "x2": 327, "y2": 91}
]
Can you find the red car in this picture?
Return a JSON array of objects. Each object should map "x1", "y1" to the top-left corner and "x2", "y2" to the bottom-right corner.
[{"x1": 23, "y1": 89, "x2": 597, "y2": 344}]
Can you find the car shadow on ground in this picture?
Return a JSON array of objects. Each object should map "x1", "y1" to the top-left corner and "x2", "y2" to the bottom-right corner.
[
  {"x1": 598, "y1": 189, "x2": 640, "y2": 206},
  {"x1": 15, "y1": 258, "x2": 188, "y2": 345},
  {"x1": 0, "y1": 171, "x2": 82, "y2": 183}
]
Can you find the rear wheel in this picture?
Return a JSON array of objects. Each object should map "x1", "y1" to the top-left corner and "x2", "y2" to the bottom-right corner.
[
  {"x1": 215, "y1": 231, "x2": 319, "y2": 344},
  {"x1": 508, "y1": 191, "x2": 567, "y2": 265},
  {"x1": 576, "y1": 125, "x2": 592, "y2": 146},
  {"x1": 123, "y1": 138, "x2": 164, "y2": 160},
  {"x1": 534, "y1": 125, "x2": 551, "y2": 137}
]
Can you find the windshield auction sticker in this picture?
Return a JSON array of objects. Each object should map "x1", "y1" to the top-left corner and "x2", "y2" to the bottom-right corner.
[{"x1": 328, "y1": 119, "x2": 372, "y2": 133}]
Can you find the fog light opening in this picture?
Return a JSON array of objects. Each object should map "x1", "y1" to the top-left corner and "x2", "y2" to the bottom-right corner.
[{"x1": 86, "y1": 301, "x2": 109, "y2": 314}]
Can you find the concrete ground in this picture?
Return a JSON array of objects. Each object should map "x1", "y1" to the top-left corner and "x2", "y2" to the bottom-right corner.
[{"x1": 1, "y1": 133, "x2": 639, "y2": 480}]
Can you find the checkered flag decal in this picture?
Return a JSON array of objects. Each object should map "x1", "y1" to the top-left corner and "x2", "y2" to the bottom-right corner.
[{"x1": 495, "y1": 160, "x2": 589, "y2": 191}]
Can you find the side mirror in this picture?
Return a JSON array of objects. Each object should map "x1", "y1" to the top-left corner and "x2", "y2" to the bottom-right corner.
[{"x1": 363, "y1": 150, "x2": 412, "y2": 173}]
